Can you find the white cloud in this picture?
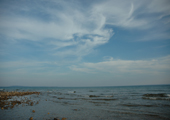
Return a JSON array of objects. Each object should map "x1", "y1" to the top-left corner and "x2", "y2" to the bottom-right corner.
[
  {"x1": 0, "y1": 0, "x2": 169, "y2": 59},
  {"x1": 70, "y1": 55, "x2": 170, "y2": 74},
  {"x1": 92, "y1": 0, "x2": 170, "y2": 29},
  {"x1": 0, "y1": 0, "x2": 114, "y2": 58},
  {"x1": 69, "y1": 65, "x2": 95, "y2": 73},
  {"x1": 0, "y1": 61, "x2": 49, "y2": 68}
]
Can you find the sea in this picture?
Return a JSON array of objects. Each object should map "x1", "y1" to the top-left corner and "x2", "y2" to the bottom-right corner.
[{"x1": 0, "y1": 85, "x2": 170, "y2": 120}]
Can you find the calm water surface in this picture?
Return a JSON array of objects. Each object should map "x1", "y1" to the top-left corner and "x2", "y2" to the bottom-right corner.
[{"x1": 0, "y1": 85, "x2": 170, "y2": 120}]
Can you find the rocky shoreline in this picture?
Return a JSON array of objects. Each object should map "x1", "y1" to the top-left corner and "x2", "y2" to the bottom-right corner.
[
  {"x1": 0, "y1": 91, "x2": 40, "y2": 109},
  {"x1": 0, "y1": 91, "x2": 68, "y2": 120}
]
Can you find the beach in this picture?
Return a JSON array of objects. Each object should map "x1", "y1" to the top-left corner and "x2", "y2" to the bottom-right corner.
[{"x1": 0, "y1": 85, "x2": 170, "y2": 120}]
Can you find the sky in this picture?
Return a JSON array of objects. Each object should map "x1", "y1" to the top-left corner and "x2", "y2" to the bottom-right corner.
[{"x1": 0, "y1": 0, "x2": 170, "y2": 87}]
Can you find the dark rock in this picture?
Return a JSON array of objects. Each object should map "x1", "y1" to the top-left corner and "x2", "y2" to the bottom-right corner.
[
  {"x1": 92, "y1": 99, "x2": 117, "y2": 101},
  {"x1": 30, "y1": 102, "x2": 34, "y2": 106},
  {"x1": 143, "y1": 93, "x2": 167, "y2": 97},
  {"x1": 29, "y1": 117, "x2": 33, "y2": 120},
  {"x1": 61, "y1": 118, "x2": 67, "y2": 120},
  {"x1": 0, "y1": 91, "x2": 40, "y2": 109},
  {"x1": 58, "y1": 98, "x2": 64, "y2": 99},
  {"x1": 54, "y1": 118, "x2": 60, "y2": 120},
  {"x1": 89, "y1": 95, "x2": 100, "y2": 97}
]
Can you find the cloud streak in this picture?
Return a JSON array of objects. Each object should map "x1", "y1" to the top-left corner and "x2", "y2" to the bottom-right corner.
[
  {"x1": 0, "y1": 0, "x2": 114, "y2": 59},
  {"x1": 0, "y1": 0, "x2": 170, "y2": 86},
  {"x1": 0, "y1": 0, "x2": 169, "y2": 60},
  {"x1": 70, "y1": 55, "x2": 170, "y2": 74}
]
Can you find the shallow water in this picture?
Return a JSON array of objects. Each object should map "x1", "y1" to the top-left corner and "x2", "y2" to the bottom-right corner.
[{"x1": 0, "y1": 85, "x2": 170, "y2": 120}]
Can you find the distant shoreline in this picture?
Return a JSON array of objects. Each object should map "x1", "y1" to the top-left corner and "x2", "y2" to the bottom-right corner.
[{"x1": 0, "y1": 84, "x2": 170, "y2": 88}]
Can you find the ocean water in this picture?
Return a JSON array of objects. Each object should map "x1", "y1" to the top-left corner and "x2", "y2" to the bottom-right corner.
[{"x1": 0, "y1": 85, "x2": 170, "y2": 120}]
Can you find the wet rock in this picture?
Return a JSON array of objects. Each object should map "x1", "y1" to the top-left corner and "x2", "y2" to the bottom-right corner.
[
  {"x1": 30, "y1": 102, "x2": 34, "y2": 106},
  {"x1": 54, "y1": 118, "x2": 60, "y2": 120},
  {"x1": 4, "y1": 106, "x2": 8, "y2": 109},
  {"x1": 92, "y1": 99, "x2": 117, "y2": 101},
  {"x1": 89, "y1": 95, "x2": 100, "y2": 97},
  {"x1": 61, "y1": 118, "x2": 67, "y2": 120},
  {"x1": 29, "y1": 117, "x2": 33, "y2": 120},
  {"x1": 0, "y1": 91, "x2": 40, "y2": 109},
  {"x1": 143, "y1": 93, "x2": 167, "y2": 97},
  {"x1": 32, "y1": 110, "x2": 35, "y2": 113},
  {"x1": 58, "y1": 98, "x2": 64, "y2": 99},
  {"x1": 0, "y1": 91, "x2": 40, "y2": 98},
  {"x1": 11, "y1": 100, "x2": 21, "y2": 107},
  {"x1": 10, "y1": 106, "x2": 14, "y2": 109}
]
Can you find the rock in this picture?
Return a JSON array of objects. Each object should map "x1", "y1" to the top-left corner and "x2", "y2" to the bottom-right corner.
[
  {"x1": 143, "y1": 93, "x2": 167, "y2": 97},
  {"x1": 30, "y1": 102, "x2": 34, "y2": 106},
  {"x1": 89, "y1": 95, "x2": 100, "y2": 97},
  {"x1": 54, "y1": 118, "x2": 60, "y2": 120},
  {"x1": 58, "y1": 98, "x2": 64, "y2": 99},
  {"x1": 32, "y1": 110, "x2": 35, "y2": 113},
  {"x1": 61, "y1": 118, "x2": 67, "y2": 120},
  {"x1": 1, "y1": 107, "x2": 4, "y2": 110},
  {"x1": 0, "y1": 91, "x2": 40, "y2": 109},
  {"x1": 29, "y1": 117, "x2": 33, "y2": 120},
  {"x1": 48, "y1": 112, "x2": 50, "y2": 114}
]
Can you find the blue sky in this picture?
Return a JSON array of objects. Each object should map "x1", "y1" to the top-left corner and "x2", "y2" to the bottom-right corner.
[{"x1": 0, "y1": 0, "x2": 170, "y2": 87}]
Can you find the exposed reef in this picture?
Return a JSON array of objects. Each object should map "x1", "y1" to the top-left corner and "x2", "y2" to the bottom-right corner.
[{"x1": 0, "y1": 91, "x2": 40, "y2": 109}]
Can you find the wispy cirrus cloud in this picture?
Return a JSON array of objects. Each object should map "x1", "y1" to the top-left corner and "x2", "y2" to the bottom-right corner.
[
  {"x1": 0, "y1": 0, "x2": 170, "y2": 86},
  {"x1": 0, "y1": 0, "x2": 169, "y2": 61},
  {"x1": 0, "y1": 0, "x2": 113, "y2": 59},
  {"x1": 70, "y1": 55, "x2": 170, "y2": 74}
]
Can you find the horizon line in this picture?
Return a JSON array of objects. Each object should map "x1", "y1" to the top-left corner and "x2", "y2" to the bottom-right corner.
[{"x1": 0, "y1": 84, "x2": 170, "y2": 88}]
